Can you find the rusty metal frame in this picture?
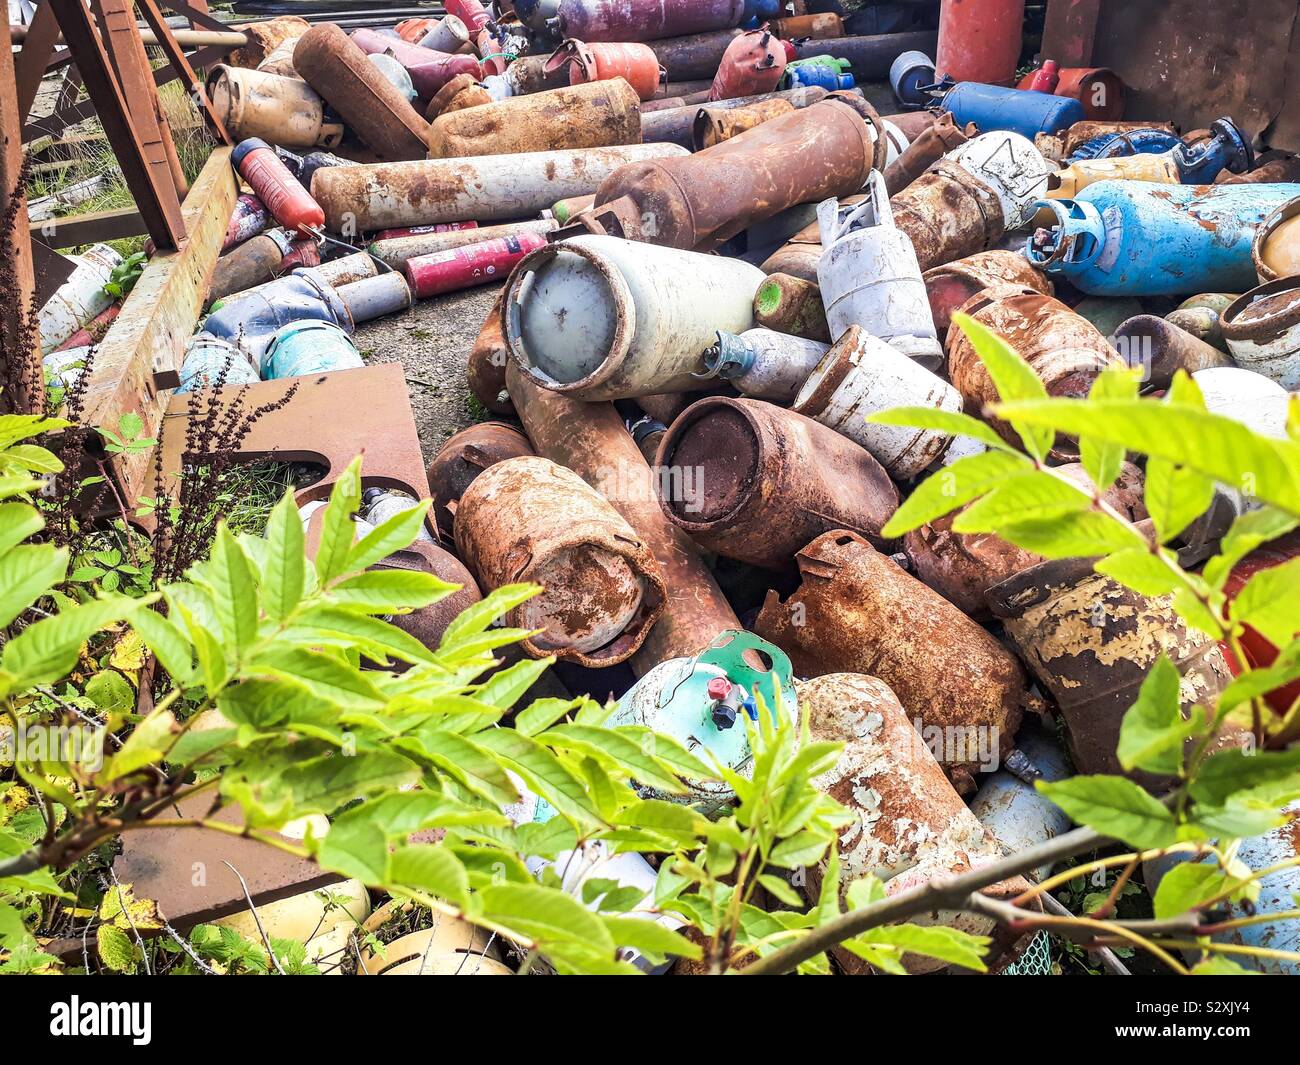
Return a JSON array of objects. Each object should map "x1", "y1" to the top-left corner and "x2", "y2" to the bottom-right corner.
[{"x1": 135, "y1": 0, "x2": 230, "y2": 143}]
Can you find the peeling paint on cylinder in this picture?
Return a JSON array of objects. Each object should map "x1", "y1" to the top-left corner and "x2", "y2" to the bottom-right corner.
[
  {"x1": 312, "y1": 143, "x2": 689, "y2": 232},
  {"x1": 1221, "y1": 277, "x2": 1300, "y2": 388},
  {"x1": 505, "y1": 363, "x2": 741, "y2": 672},
  {"x1": 758, "y1": 241, "x2": 822, "y2": 281},
  {"x1": 708, "y1": 28, "x2": 785, "y2": 102},
  {"x1": 586, "y1": 93, "x2": 888, "y2": 251},
  {"x1": 752, "y1": 272, "x2": 830, "y2": 341},
  {"x1": 1110, "y1": 315, "x2": 1234, "y2": 390},
  {"x1": 754, "y1": 531, "x2": 1027, "y2": 793},
  {"x1": 505, "y1": 234, "x2": 764, "y2": 400},
  {"x1": 792, "y1": 325, "x2": 961, "y2": 480},
  {"x1": 454, "y1": 455, "x2": 666, "y2": 666},
  {"x1": 427, "y1": 79, "x2": 642, "y2": 158},
  {"x1": 770, "y1": 13, "x2": 842, "y2": 39},
  {"x1": 946, "y1": 285, "x2": 1123, "y2": 456},
  {"x1": 946, "y1": 130, "x2": 1053, "y2": 229},
  {"x1": 987, "y1": 553, "x2": 1234, "y2": 783},
  {"x1": 557, "y1": 0, "x2": 746, "y2": 44},
  {"x1": 797, "y1": 672, "x2": 1033, "y2": 973},
  {"x1": 655, "y1": 397, "x2": 899, "y2": 570},
  {"x1": 425, "y1": 422, "x2": 536, "y2": 538},
  {"x1": 904, "y1": 461, "x2": 1147, "y2": 620},
  {"x1": 923, "y1": 249, "x2": 1052, "y2": 338},
  {"x1": 294, "y1": 24, "x2": 430, "y2": 162},
  {"x1": 466, "y1": 293, "x2": 514, "y2": 417},
  {"x1": 641, "y1": 84, "x2": 827, "y2": 149},
  {"x1": 546, "y1": 40, "x2": 663, "y2": 101},
  {"x1": 1252, "y1": 197, "x2": 1300, "y2": 283},
  {"x1": 692, "y1": 97, "x2": 794, "y2": 149},
  {"x1": 890, "y1": 160, "x2": 1006, "y2": 272}
]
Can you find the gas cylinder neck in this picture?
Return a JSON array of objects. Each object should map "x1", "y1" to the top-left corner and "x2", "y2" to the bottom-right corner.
[
  {"x1": 1173, "y1": 117, "x2": 1254, "y2": 184},
  {"x1": 1025, "y1": 198, "x2": 1107, "y2": 271},
  {"x1": 701, "y1": 331, "x2": 756, "y2": 379}
]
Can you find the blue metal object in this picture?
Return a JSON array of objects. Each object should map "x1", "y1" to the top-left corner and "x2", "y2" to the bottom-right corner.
[
  {"x1": 781, "y1": 56, "x2": 854, "y2": 91},
  {"x1": 262, "y1": 320, "x2": 364, "y2": 380},
  {"x1": 1144, "y1": 800, "x2": 1300, "y2": 975},
  {"x1": 1069, "y1": 127, "x2": 1181, "y2": 161},
  {"x1": 739, "y1": 0, "x2": 780, "y2": 29},
  {"x1": 1173, "y1": 118, "x2": 1254, "y2": 183},
  {"x1": 177, "y1": 333, "x2": 260, "y2": 393},
  {"x1": 513, "y1": 0, "x2": 560, "y2": 32},
  {"x1": 889, "y1": 49, "x2": 934, "y2": 109},
  {"x1": 939, "y1": 80, "x2": 1086, "y2": 140},
  {"x1": 1027, "y1": 181, "x2": 1300, "y2": 297}
]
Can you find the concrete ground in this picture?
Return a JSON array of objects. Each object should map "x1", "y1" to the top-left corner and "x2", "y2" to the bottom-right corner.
[{"x1": 354, "y1": 281, "x2": 504, "y2": 464}]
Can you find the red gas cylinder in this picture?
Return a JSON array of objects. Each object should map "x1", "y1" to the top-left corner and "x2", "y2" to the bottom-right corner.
[
  {"x1": 231, "y1": 138, "x2": 324, "y2": 236},
  {"x1": 396, "y1": 17, "x2": 439, "y2": 43},
  {"x1": 1220, "y1": 530, "x2": 1300, "y2": 743},
  {"x1": 372, "y1": 222, "x2": 479, "y2": 241},
  {"x1": 708, "y1": 28, "x2": 786, "y2": 102},
  {"x1": 404, "y1": 232, "x2": 549, "y2": 298},
  {"x1": 1021, "y1": 59, "x2": 1059, "y2": 94},
  {"x1": 545, "y1": 40, "x2": 664, "y2": 102},
  {"x1": 448, "y1": 0, "x2": 491, "y2": 35},
  {"x1": 936, "y1": 0, "x2": 1026, "y2": 86}
]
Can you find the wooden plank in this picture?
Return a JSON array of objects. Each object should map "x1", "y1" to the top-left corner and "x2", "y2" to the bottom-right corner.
[
  {"x1": 30, "y1": 205, "x2": 147, "y2": 247},
  {"x1": 0, "y1": 21, "x2": 45, "y2": 414},
  {"x1": 1041, "y1": 0, "x2": 1102, "y2": 67},
  {"x1": 80, "y1": 146, "x2": 236, "y2": 504}
]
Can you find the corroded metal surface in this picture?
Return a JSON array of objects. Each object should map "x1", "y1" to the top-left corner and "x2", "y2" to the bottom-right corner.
[
  {"x1": 372, "y1": 540, "x2": 481, "y2": 651},
  {"x1": 425, "y1": 422, "x2": 535, "y2": 538},
  {"x1": 754, "y1": 531, "x2": 1027, "y2": 792},
  {"x1": 799, "y1": 673, "x2": 1032, "y2": 974},
  {"x1": 890, "y1": 160, "x2": 1005, "y2": 272},
  {"x1": 454, "y1": 455, "x2": 667, "y2": 667},
  {"x1": 370, "y1": 219, "x2": 557, "y2": 270},
  {"x1": 655, "y1": 397, "x2": 898, "y2": 570},
  {"x1": 294, "y1": 23, "x2": 429, "y2": 162},
  {"x1": 424, "y1": 73, "x2": 485, "y2": 120},
  {"x1": 587, "y1": 93, "x2": 888, "y2": 251},
  {"x1": 506, "y1": 363, "x2": 740, "y2": 673},
  {"x1": 882, "y1": 112, "x2": 974, "y2": 196},
  {"x1": 558, "y1": 1, "x2": 746, "y2": 47},
  {"x1": 349, "y1": 29, "x2": 483, "y2": 99},
  {"x1": 467, "y1": 292, "x2": 515, "y2": 416},
  {"x1": 923, "y1": 248, "x2": 1053, "y2": 337},
  {"x1": 987, "y1": 553, "x2": 1235, "y2": 783},
  {"x1": 752, "y1": 272, "x2": 830, "y2": 341},
  {"x1": 646, "y1": 28, "x2": 743, "y2": 80},
  {"x1": 1111, "y1": 315, "x2": 1234, "y2": 389},
  {"x1": 428, "y1": 80, "x2": 642, "y2": 158},
  {"x1": 693, "y1": 97, "x2": 794, "y2": 150}
]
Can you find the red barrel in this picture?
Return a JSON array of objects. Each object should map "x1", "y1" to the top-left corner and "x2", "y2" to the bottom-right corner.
[
  {"x1": 404, "y1": 232, "x2": 549, "y2": 298},
  {"x1": 373, "y1": 221, "x2": 479, "y2": 241},
  {"x1": 547, "y1": 40, "x2": 663, "y2": 102},
  {"x1": 936, "y1": 0, "x2": 1025, "y2": 86},
  {"x1": 447, "y1": 0, "x2": 490, "y2": 35},
  {"x1": 231, "y1": 138, "x2": 324, "y2": 235},
  {"x1": 708, "y1": 29, "x2": 785, "y2": 102}
]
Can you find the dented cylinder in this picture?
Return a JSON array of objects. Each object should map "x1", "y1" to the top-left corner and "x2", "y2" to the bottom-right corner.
[
  {"x1": 988, "y1": 555, "x2": 1233, "y2": 782},
  {"x1": 369, "y1": 219, "x2": 557, "y2": 270},
  {"x1": 752, "y1": 272, "x2": 830, "y2": 341},
  {"x1": 425, "y1": 422, "x2": 535, "y2": 537},
  {"x1": 792, "y1": 325, "x2": 961, "y2": 480},
  {"x1": 295, "y1": 24, "x2": 430, "y2": 162},
  {"x1": 891, "y1": 160, "x2": 1006, "y2": 272},
  {"x1": 700, "y1": 327, "x2": 829, "y2": 402},
  {"x1": 557, "y1": 0, "x2": 746, "y2": 44},
  {"x1": 799, "y1": 673, "x2": 1032, "y2": 973},
  {"x1": 312, "y1": 143, "x2": 689, "y2": 232},
  {"x1": 946, "y1": 286, "x2": 1123, "y2": 455},
  {"x1": 427, "y1": 79, "x2": 642, "y2": 158},
  {"x1": 1110, "y1": 315, "x2": 1234, "y2": 390},
  {"x1": 922, "y1": 248, "x2": 1053, "y2": 338},
  {"x1": 467, "y1": 296, "x2": 514, "y2": 416},
  {"x1": 506, "y1": 364, "x2": 742, "y2": 672},
  {"x1": 207, "y1": 66, "x2": 342, "y2": 149},
  {"x1": 654, "y1": 396, "x2": 899, "y2": 570},
  {"x1": 692, "y1": 97, "x2": 794, "y2": 150},
  {"x1": 708, "y1": 28, "x2": 785, "y2": 102},
  {"x1": 504, "y1": 234, "x2": 764, "y2": 400},
  {"x1": 756, "y1": 532, "x2": 1026, "y2": 793},
  {"x1": 454, "y1": 456, "x2": 667, "y2": 666},
  {"x1": 587, "y1": 93, "x2": 889, "y2": 251}
]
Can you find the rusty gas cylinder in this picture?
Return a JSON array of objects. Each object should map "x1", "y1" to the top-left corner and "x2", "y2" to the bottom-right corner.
[
  {"x1": 922, "y1": 249, "x2": 1053, "y2": 338},
  {"x1": 425, "y1": 422, "x2": 535, "y2": 538},
  {"x1": 424, "y1": 72, "x2": 483, "y2": 120},
  {"x1": 654, "y1": 397, "x2": 898, "y2": 570},
  {"x1": 798, "y1": 673, "x2": 1033, "y2": 973},
  {"x1": 1252, "y1": 196, "x2": 1300, "y2": 284},
  {"x1": 708, "y1": 28, "x2": 785, "y2": 102},
  {"x1": 208, "y1": 66, "x2": 343, "y2": 150},
  {"x1": 754, "y1": 531, "x2": 1027, "y2": 793},
  {"x1": 454, "y1": 456, "x2": 667, "y2": 666},
  {"x1": 349, "y1": 29, "x2": 483, "y2": 99},
  {"x1": 557, "y1": 0, "x2": 745, "y2": 44},
  {"x1": 946, "y1": 285, "x2": 1123, "y2": 455},
  {"x1": 904, "y1": 461, "x2": 1147, "y2": 619},
  {"x1": 372, "y1": 540, "x2": 482, "y2": 654},
  {"x1": 758, "y1": 240, "x2": 822, "y2": 282},
  {"x1": 295, "y1": 24, "x2": 430, "y2": 162},
  {"x1": 467, "y1": 293, "x2": 514, "y2": 417},
  {"x1": 752, "y1": 272, "x2": 831, "y2": 341},
  {"x1": 208, "y1": 228, "x2": 305, "y2": 304},
  {"x1": 692, "y1": 97, "x2": 794, "y2": 150},
  {"x1": 890, "y1": 160, "x2": 1006, "y2": 272},
  {"x1": 882, "y1": 111, "x2": 973, "y2": 196},
  {"x1": 770, "y1": 13, "x2": 842, "y2": 39},
  {"x1": 987, "y1": 554, "x2": 1234, "y2": 782},
  {"x1": 1110, "y1": 315, "x2": 1234, "y2": 390},
  {"x1": 586, "y1": 93, "x2": 888, "y2": 251},
  {"x1": 427, "y1": 79, "x2": 641, "y2": 158},
  {"x1": 370, "y1": 219, "x2": 555, "y2": 270},
  {"x1": 546, "y1": 39, "x2": 663, "y2": 101}
]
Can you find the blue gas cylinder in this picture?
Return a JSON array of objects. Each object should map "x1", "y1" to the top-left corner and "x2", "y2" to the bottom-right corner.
[
  {"x1": 782, "y1": 57, "x2": 854, "y2": 91},
  {"x1": 1027, "y1": 181, "x2": 1300, "y2": 297},
  {"x1": 941, "y1": 81, "x2": 1085, "y2": 140},
  {"x1": 262, "y1": 320, "x2": 364, "y2": 380}
]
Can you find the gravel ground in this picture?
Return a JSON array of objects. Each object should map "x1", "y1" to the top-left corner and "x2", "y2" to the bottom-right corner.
[{"x1": 354, "y1": 281, "x2": 504, "y2": 464}]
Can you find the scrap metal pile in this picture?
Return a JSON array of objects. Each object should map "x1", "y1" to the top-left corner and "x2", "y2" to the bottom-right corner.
[{"x1": 38, "y1": 0, "x2": 1300, "y2": 974}]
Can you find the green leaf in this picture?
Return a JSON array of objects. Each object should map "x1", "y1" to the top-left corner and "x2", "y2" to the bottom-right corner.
[
  {"x1": 475, "y1": 728, "x2": 604, "y2": 828},
  {"x1": 388, "y1": 845, "x2": 470, "y2": 909},
  {"x1": 1094, "y1": 547, "x2": 1183, "y2": 598},
  {"x1": 129, "y1": 606, "x2": 194, "y2": 685},
  {"x1": 314, "y1": 458, "x2": 362, "y2": 584},
  {"x1": 262, "y1": 491, "x2": 305, "y2": 622},
  {"x1": 1079, "y1": 367, "x2": 1138, "y2": 490},
  {"x1": 198, "y1": 526, "x2": 258, "y2": 655},
  {"x1": 474, "y1": 657, "x2": 554, "y2": 715},
  {"x1": 1036, "y1": 775, "x2": 1178, "y2": 850},
  {"x1": 952, "y1": 470, "x2": 1091, "y2": 532},
  {"x1": 438, "y1": 583, "x2": 538, "y2": 647},
  {"x1": 479, "y1": 882, "x2": 613, "y2": 952},
  {"x1": 85, "y1": 669, "x2": 134, "y2": 714},
  {"x1": 0, "y1": 501, "x2": 44, "y2": 554},
  {"x1": 995, "y1": 510, "x2": 1148, "y2": 559},
  {"x1": 1203, "y1": 509, "x2": 1300, "y2": 589},
  {"x1": 96, "y1": 924, "x2": 139, "y2": 973},
  {"x1": 757, "y1": 873, "x2": 805, "y2": 908},
  {"x1": 103, "y1": 707, "x2": 177, "y2": 782},
  {"x1": 347, "y1": 499, "x2": 432, "y2": 573},
  {"x1": 542, "y1": 724, "x2": 687, "y2": 796},
  {"x1": 768, "y1": 830, "x2": 831, "y2": 869},
  {"x1": 1145, "y1": 456, "x2": 1216, "y2": 544},
  {"x1": 950, "y1": 310, "x2": 1053, "y2": 459},
  {"x1": 514, "y1": 696, "x2": 584, "y2": 737},
  {"x1": 600, "y1": 915, "x2": 701, "y2": 961},
  {"x1": 1116, "y1": 656, "x2": 1198, "y2": 776},
  {"x1": 273, "y1": 751, "x2": 418, "y2": 817},
  {"x1": 400, "y1": 730, "x2": 519, "y2": 807},
  {"x1": 327, "y1": 569, "x2": 454, "y2": 612},
  {"x1": 286, "y1": 606, "x2": 438, "y2": 667},
  {"x1": 1189, "y1": 748, "x2": 1300, "y2": 807},
  {"x1": 249, "y1": 646, "x2": 385, "y2": 709},
  {"x1": 866, "y1": 406, "x2": 1017, "y2": 453},
  {"x1": 2, "y1": 596, "x2": 145, "y2": 690},
  {"x1": 0, "y1": 543, "x2": 68, "y2": 627},
  {"x1": 880, "y1": 449, "x2": 1026, "y2": 537},
  {"x1": 852, "y1": 923, "x2": 990, "y2": 972},
  {"x1": 1190, "y1": 957, "x2": 1260, "y2": 975},
  {"x1": 1152, "y1": 862, "x2": 1232, "y2": 920},
  {"x1": 1230, "y1": 557, "x2": 1300, "y2": 649},
  {"x1": 3, "y1": 444, "x2": 63, "y2": 475}
]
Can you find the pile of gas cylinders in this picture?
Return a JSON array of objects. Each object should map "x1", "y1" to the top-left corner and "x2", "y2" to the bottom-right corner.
[{"x1": 40, "y1": 0, "x2": 1300, "y2": 976}]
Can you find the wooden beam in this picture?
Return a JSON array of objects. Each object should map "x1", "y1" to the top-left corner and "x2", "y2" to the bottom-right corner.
[
  {"x1": 0, "y1": 20, "x2": 45, "y2": 414},
  {"x1": 1041, "y1": 0, "x2": 1102, "y2": 68},
  {"x1": 80, "y1": 146, "x2": 236, "y2": 505},
  {"x1": 30, "y1": 205, "x2": 146, "y2": 247}
]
